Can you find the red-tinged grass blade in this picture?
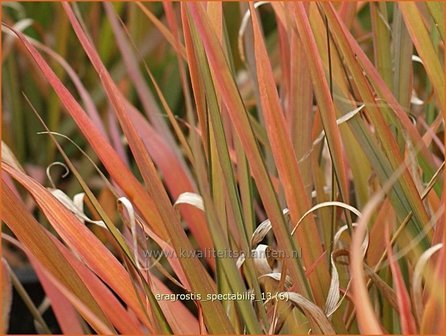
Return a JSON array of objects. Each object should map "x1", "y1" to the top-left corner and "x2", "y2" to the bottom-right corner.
[
  {"x1": 161, "y1": 1, "x2": 181, "y2": 47},
  {"x1": 384, "y1": 221, "x2": 417, "y2": 334},
  {"x1": 26, "y1": 254, "x2": 114, "y2": 335},
  {"x1": 37, "y1": 110, "x2": 190, "y2": 316},
  {"x1": 305, "y1": 5, "x2": 372, "y2": 209},
  {"x1": 350, "y1": 219, "x2": 382, "y2": 335},
  {"x1": 185, "y1": 2, "x2": 313, "y2": 302},
  {"x1": 287, "y1": 6, "x2": 364, "y2": 316},
  {"x1": 306, "y1": 5, "x2": 353, "y2": 97},
  {"x1": 350, "y1": 196, "x2": 383, "y2": 334},
  {"x1": 139, "y1": 47, "x2": 195, "y2": 164},
  {"x1": 1, "y1": 181, "x2": 113, "y2": 333},
  {"x1": 206, "y1": 2, "x2": 223, "y2": 41},
  {"x1": 338, "y1": 2, "x2": 358, "y2": 30},
  {"x1": 399, "y1": 2, "x2": 445, "y2": 108},
  {"x1": 107, "y1": 111, "x2": 129, "y2": 165},
  {"x1": 126, "y1": 104, "x2": 214, "y2": 264},
  {"x1": 48, "y1": 236, "x2": 147, "y2": 334},
  {"x1": 420, "y1": 249, "x2": 445, "y2": 334},
  {"x1": 2, "y1": 163, "x2": 158, "y2": 329},
  {"x1": 135, "y1": 2, "x2": 187, "y2": 60},
  {"x1": 183, "y1": 12, "x2": 268, "y2": 331},
  {"x1": 249, "y1": 2, "x2": 330, "y2": 307},
  {"x1": 183, "y1": 6, "x2": 269, "y2": 328},
  {"x1": 6, "y1": 25, "x2": 170, "y2": 241},
  {"x1": 277, "y1": 18, "x2": 291, "y2": 125},
  {"x1": 323, "y1": 3, "x2": 437, "y2": 174},
  {"x1": 16, "y1": 35, "x2": 108, "y2": 139},
  {"x1": 32, "y1": 260, "x2": 84, "y2": 334},
  {"x1": 132, "y1": 35, "x2": 195, "y2": 163},
  {"x1": 141, "y1": 1, "x2": 198, "y2": 167},
  {"x1": 19, "y1": 34, "x2": 129, "y2": 166},
  {"x1": 1, "y1": 259, "x2": 12, "y2": 334},
  {"x1": 38, "y1": 117, "x2": 192, "y2": 334},
  {"x1": 61, "y1": 2, "x2": 171, "y2": 211},
  {"x1": 367, "y1": 200, "x2": 394, "y2": 267},
  {"x1": 291, "y1": 2, "x2": 350, "y2": 208},
  {"x1": 61, "y1": 5, "x2": 234, "y2": 332},
  {"x1": 151, "y1": 276, "x2": 200, "y2": 334},
  {"x1": 119, "y1": 5, "x2": 199, "y2": 181},
  {"x1": 288, "y1": 25, "x2": 313, "y2": 198},
  {"x1": 62, "y1": 3, "x2": 185, "y2": 246},
  {"x1": 104, "y1": 2, "x2": 179, "y2": 152},
  {"x1": 159, "y1": 2, "x2": 202, "y2": 162},
  {"x1": 12, "y1": 224, "x2": 139, "y2": 334},
  {"x1": 320, "y1": 2, "x2": 431, "y2": 251}
]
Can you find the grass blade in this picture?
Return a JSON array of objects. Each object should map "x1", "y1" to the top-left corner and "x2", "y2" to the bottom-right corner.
[
  {"x1": 1, "y1": 180, "x2": 113, "y2": 333},
  {"x1": 385, "y1": 219, "x2": 417, "y2": 334},
  {"x1": 321, "y1": 2, "x2": 431, "y2": 251},
  {"x1": 186, "y1": 2, "x2": 313, "y2": 306},
  {"x1": 249, "y1": 2, "x2": 330, "y2": 306},
  {"x1": 1, "y1": 259, "x2": 12, "y2": 334},
  {"x1": 60, "y1": 5, "x2": 234, "y2": 332},
  {"x1": 399, "y1": 2, "x2": 445, "y2": 107},
  {"x1": 6, "y1": 24, "x2": 170, "y2": 240}
]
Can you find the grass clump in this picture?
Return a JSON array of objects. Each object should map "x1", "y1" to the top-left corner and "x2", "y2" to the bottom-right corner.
[{"x1": 1, "y1": 2, "x2": 444, "y2": 334}]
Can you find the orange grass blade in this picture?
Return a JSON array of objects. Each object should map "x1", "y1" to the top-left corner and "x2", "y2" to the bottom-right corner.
[
  {"x1": 249, "y1": 2, "x2": 329, "y2": 306},
  {"x1": 3, "y1": 164, "x2": 155, "y2": 328},
  {"x1": 60, "y1": 5, "x2": 234, "y2": 331},
  {"x1": 151, "y1": 276, "x2": 200, "y2": 334},
  {"x1": 399, "y1": 2, "x2": 445, "y2": 108},
  {"x1": 39, "y1": 120, "x2": 195, "y2": 333},
  {"x1": 26, "y1": 255, "x2": 115, "y2": 335},
  {"x1": 49, "y1": 237, "x2": 147, "y2": 334},
  {"x1": 1, "y1": 259, "x2": 12, "y2": 334},
  {"x1": 420, "y1": 249, "x2": 445, "y2": 334},
  {"x1": 182, "y1": 10, "x2": 270, "y2": 330},
  {"x1": 5, "y1": 230, "x2": 144, "y2": 334},
  {"x1": 385, "y1": 222, "x2": 417, "y2": 334},
  {"x1": 135, "y1": 2, "x2": 187, "y2": 60},
  {"x1": 185, "y1": 2, "x2": 315, "y2": 308},
  {"x1": 32, "y1": 262, "x2": 84, "y2": 334},
  {"x1": 320, "y1": 4, "x2": 436, "y2": 172},
  {"x1": 1, "y1": 180, "x2": 113, "y2": 333},
  {"x1": 350, "y1": 206, "x2": 383, "y2": 334},
  {"x1": 62, "y1": 2, "x2": 172, "y2": 209},
  {"x1": 104, "y1": 2, "x2": 179, "y2": 150},
  {"x1": 126, "y1": 102, "x2": 214, "y2": 262},
  {"x1": 321, "y1": 2, "x2": 431, "y2": 248},
  {"x1": 288, "y1": 23, "x2": 313, "y2": 198},
  {"x1": 7, "y1": 25, "x2": 169, "y2": 240},
  {"x1": 291, "y1": 2, "x2": 349, "y2": 205}
]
